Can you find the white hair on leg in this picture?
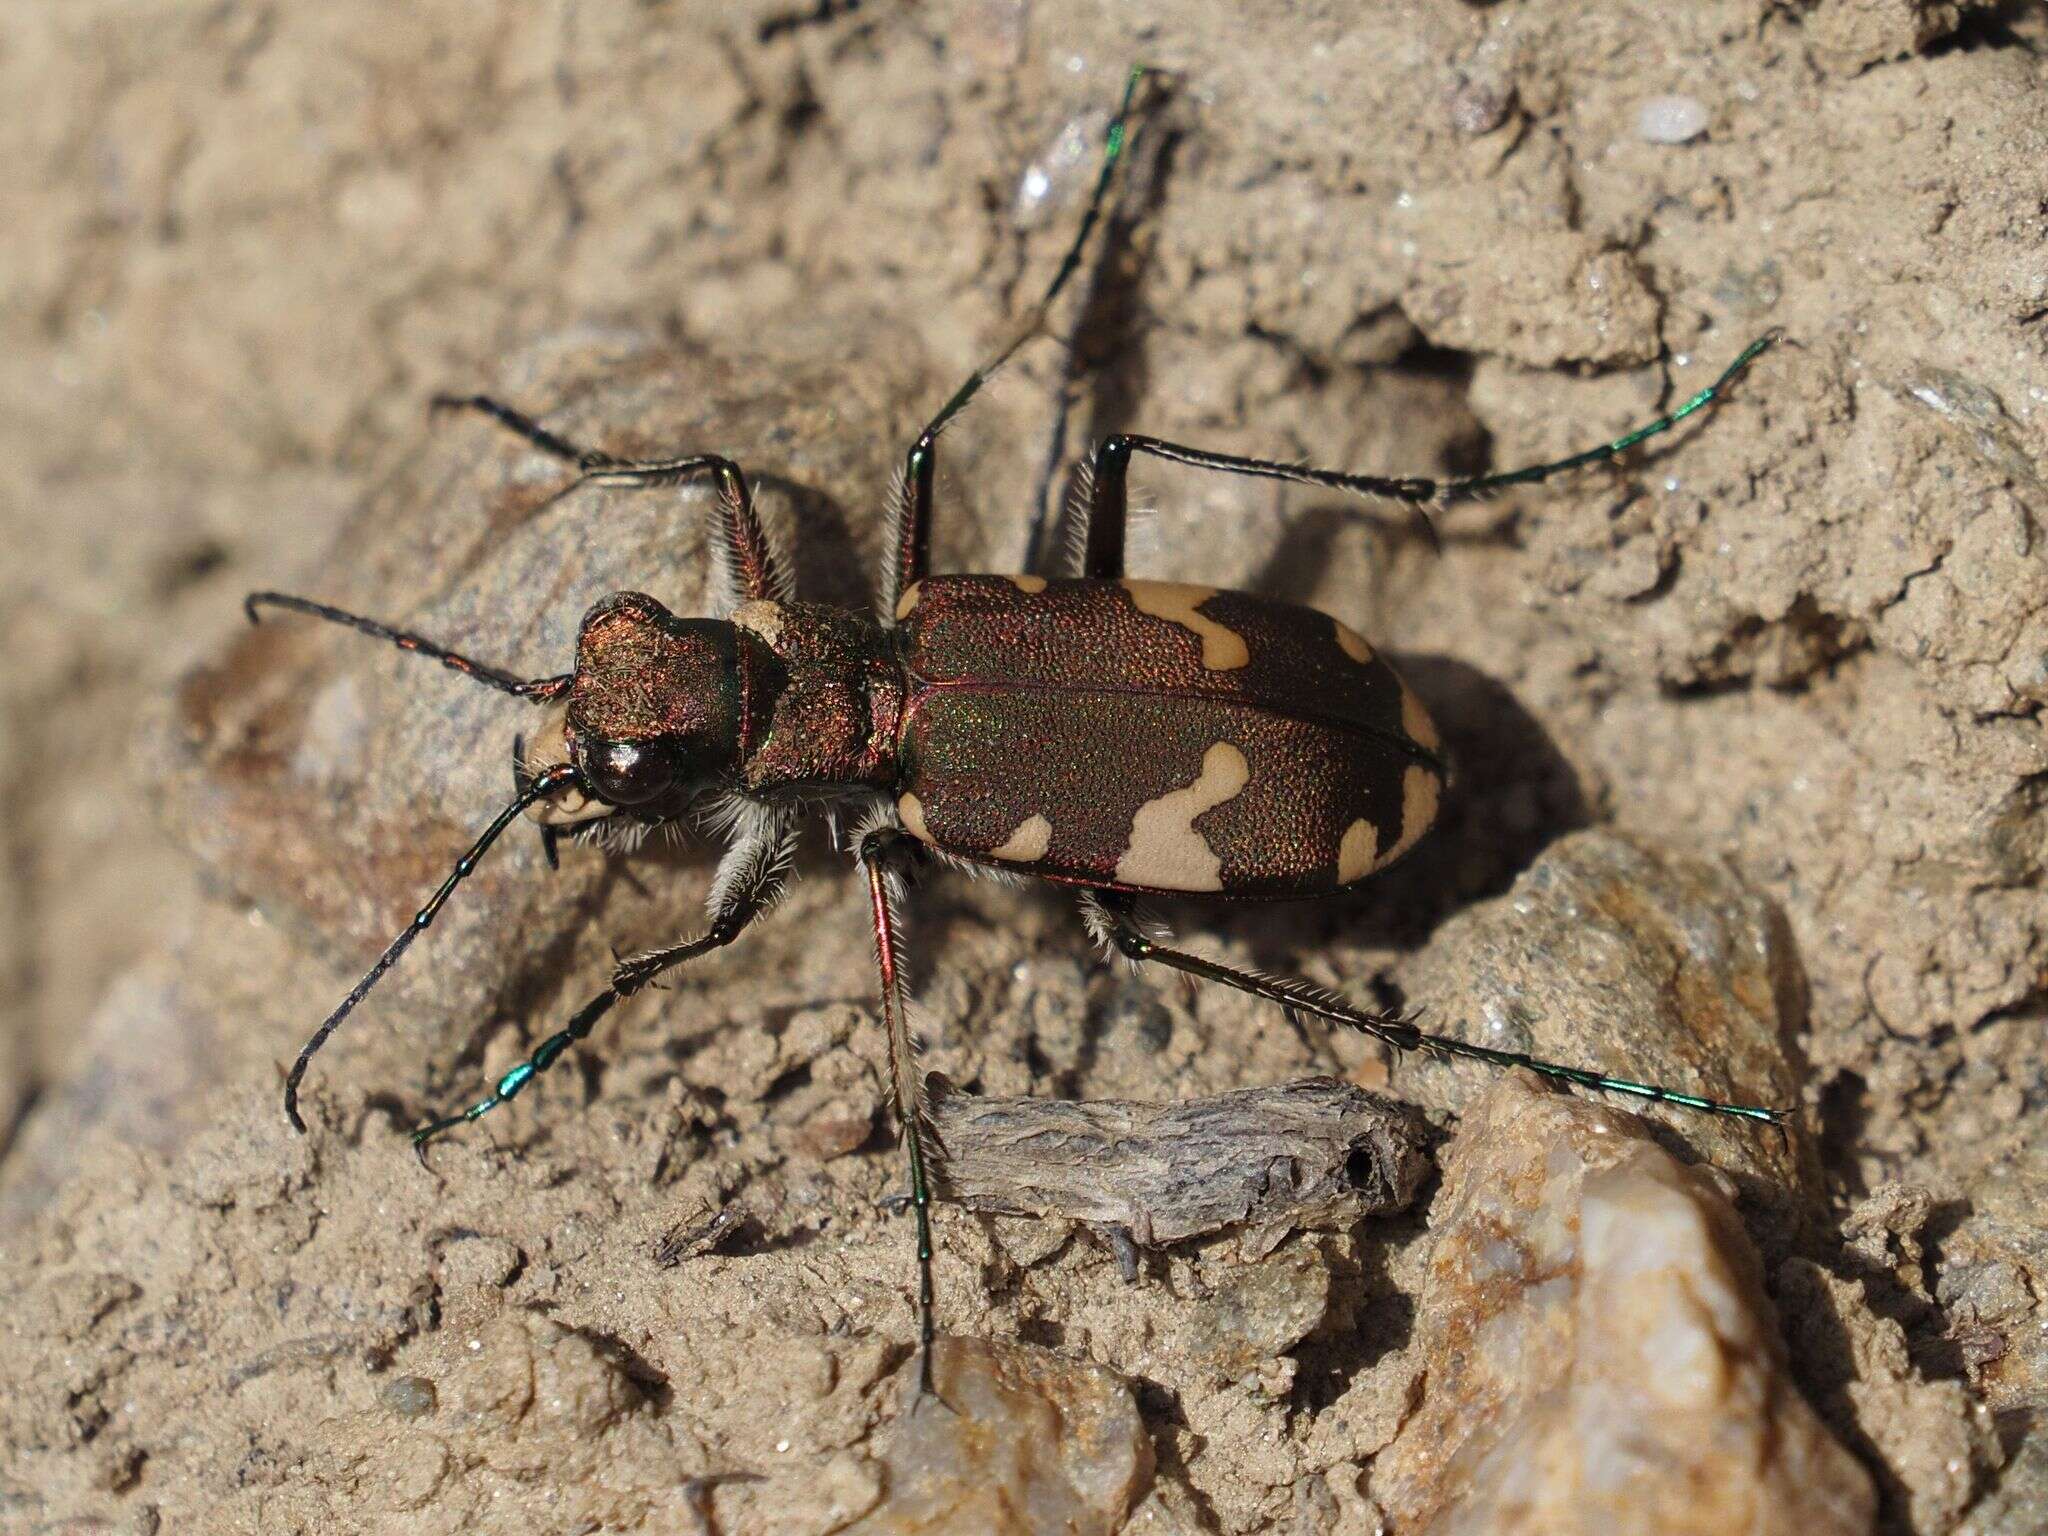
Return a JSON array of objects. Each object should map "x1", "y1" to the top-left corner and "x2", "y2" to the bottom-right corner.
[
  {"x1": 847, "y1": 798, "x2": 905, "y2": 851},
  {"x1": 1076, "y1": 889, "x2": 1119, "y2": 958},
  {"x1": 703, "y1": 798, "x2": 799, "y2": 923},
  {"x1": 705, "y1": 504, "x2": 743, "y2": 617},
  {"x1": 1056, "y1": 456, "x2": 1097, "y2": 578},
  {"x1": 1076, "y1": 890, "x2": 1172, "y2": 970},
  {"x1": 745, "y1": 480, "x2": 798, "y2": 605},
  {"x1": 880, "y1": 459, "x2": 913, "y2": 619},
  {"x1": 861, "y1": 834, "x2": 933, "y2": 1147}
]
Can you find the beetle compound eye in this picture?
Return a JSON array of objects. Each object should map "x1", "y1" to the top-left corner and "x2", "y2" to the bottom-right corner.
[{"x1": 589, "y1": 739, "x2": 675, "y2": 805}]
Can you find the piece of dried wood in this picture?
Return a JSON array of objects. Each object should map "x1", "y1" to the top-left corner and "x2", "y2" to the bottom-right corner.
[{"x1": 925, "y1": 1073, "x2": 1430, "y2": 1256}]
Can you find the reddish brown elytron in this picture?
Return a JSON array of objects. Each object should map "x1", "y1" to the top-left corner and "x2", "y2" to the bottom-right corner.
[
  {"x1": 892, "y1": 576, "x2": 1441, "y2": 895},
  {"x1": 248, "y1": 69, "x2": 1784, "y2": 1399}
]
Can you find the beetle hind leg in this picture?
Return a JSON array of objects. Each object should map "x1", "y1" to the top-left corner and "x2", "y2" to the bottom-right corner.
[
  {"x1": 1079, "y1": 331, "x2": 1782, "y2": 579},
  {"x1": 1082, "y1": 893, "x2": 1786, "y2": 1126}
]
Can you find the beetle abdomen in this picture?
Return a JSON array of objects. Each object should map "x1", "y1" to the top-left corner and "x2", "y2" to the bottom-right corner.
[{"x1": 894, "y1": 576, "x2": 1443, "y2": 896}]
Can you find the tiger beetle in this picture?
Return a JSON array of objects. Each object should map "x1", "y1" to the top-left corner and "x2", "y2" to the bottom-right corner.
[{"x1": 251, "y1": 68, "x2": 1785, "y2": 1395}]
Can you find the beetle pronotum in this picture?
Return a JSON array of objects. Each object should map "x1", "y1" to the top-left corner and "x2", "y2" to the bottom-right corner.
[{"x1": 250, "y1": 68, "x2": 1782, "y2": 1395}]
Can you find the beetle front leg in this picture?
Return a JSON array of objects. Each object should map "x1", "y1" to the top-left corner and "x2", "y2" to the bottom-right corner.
[
  {"x1": 410, "y1": 814, "x2": 796, "y2": 1149},
  {"x1": 857, "y1": 826, "x2": 948, "y2": 1402},
  {"x1": 431, "y1": 393, "x2": 789, "y2": 606},
  {"x1": 1081, "y1": 892, "x2": 1786, "y2": 1126}
]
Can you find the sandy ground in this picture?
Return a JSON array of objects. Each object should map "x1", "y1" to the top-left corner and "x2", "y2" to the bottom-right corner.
[{"x1": 3, "y1": 1, "x2": 2046, "y2": 1532}]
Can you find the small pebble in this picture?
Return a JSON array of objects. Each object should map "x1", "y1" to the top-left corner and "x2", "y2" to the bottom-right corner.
[
  {"x1": 1448, "y1": 76, "x2": 1514, "y2": 136},
  {"x1": 381, "y1": 1375, "x2": 439, "y2": 1419},
  {"x1": 1636, "y1": 94, "x2": 1710, "y2": 144}
]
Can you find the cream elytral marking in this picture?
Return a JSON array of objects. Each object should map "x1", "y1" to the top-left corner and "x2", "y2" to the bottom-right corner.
[
  {"x1": 1114, "y1": 741, "x2": 1250, "y2": 891},
  {"x1": 1009, "y1": 574, "x2": 1048, "y2": 594},
  {"x1": 897, "y1": 792, "x2": 934, "y2": 845},
  {"x1": 1388, "y1": 764, "x2": 1442, "y2": 863},
  {"x1": 1122, "y1": 580, "x2": 1251, "y2": 670},
  {"x1": 1399, "y1": 681, "x2": 1441, "y2": 754},
  {"x1": 732, "y1": 599, "x2": 785, "y2": 648},
  {"x1": 894, "y1": 581, "x2": 923, "y2": 622},
  {"x1": 1332, "y1": 615, "x2": 1374, "y2": 664},
  {"x1": 1337, "y1": 818, "x2": 1381, "y2": 883},
  {"x1": 988, "y1": 813, "x2": 1053, "y2": 862}
]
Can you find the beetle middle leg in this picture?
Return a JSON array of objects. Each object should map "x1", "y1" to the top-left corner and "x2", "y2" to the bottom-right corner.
[
  {"x1": 410, "y1": 812, "x2": 797, "y2": 1148},
  {"x1": 1081, "y1": 892, "x2": 1784, "y2": 1125},
  {"x1": 857, "y1": 825, "x2": 949, "y2": 1402},
  {"x1": 1078, "y1": 331, "x2": 1782, "y2": 579}
]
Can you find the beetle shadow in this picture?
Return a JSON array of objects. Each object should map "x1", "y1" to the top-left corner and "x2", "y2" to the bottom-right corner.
[
  {"x1": 1299, "y1": 1207, "x2": 1432, "y2": 1407},
  {"x1": 1194, "y1": 648, "x2": 1594, "y2": 979},
  {"x1": 1028, "y1": 99, "x2": 1184, "y2": 574},
  {"x1": 1376, "y1": 651, "x2": 1593, "y2": 927},
  {"x1": 755, "y1": 470, "x2": 875, "y2": 612},
  {"x1": 1239, "y1": 499, "x2": 1443, "y2": 609}
]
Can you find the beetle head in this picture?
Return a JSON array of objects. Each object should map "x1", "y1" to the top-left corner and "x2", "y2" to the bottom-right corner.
[{"x1": 525, "y1": 591, "x2": 742, "y2": 824}]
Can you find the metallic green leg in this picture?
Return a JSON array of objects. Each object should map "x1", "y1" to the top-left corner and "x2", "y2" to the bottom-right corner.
[
  {"x1": 411, "y1": 825, "x2": 792, "y2": 1151},
  {"x1": 1094, "y1": 895, "x2": 1788, "y2": 1126},
  {"x1": 1440, "y1": 329, "x2": 1784, "y2": 500},
  {"x1": 1083, "y1": 331, "x2": 1784, "y2": 576},
  {"x1": 861, "y1": 829, "x2": 944, "y2": 1401},
  {"x1": 410, "y1": 992, "x2": 616, "y2": 1150}
]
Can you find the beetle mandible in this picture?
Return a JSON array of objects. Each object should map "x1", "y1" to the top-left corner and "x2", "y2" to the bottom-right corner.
[{"x1": 250, "y1": 68, "x2": 1783, "y2": 1391}]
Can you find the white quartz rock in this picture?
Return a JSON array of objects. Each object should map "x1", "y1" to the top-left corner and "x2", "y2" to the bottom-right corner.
[{"x1": 1372, "y1": 1077, "x2": 1876, "y2": 1535}]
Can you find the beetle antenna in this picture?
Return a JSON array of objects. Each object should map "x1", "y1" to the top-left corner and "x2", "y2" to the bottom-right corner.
[
  {"x1": 282, "y1": 763, "x2": 578, "y2": 1133},
  {"x1": 245, "y1": 591, "x2": 571, "y2": 701}
]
